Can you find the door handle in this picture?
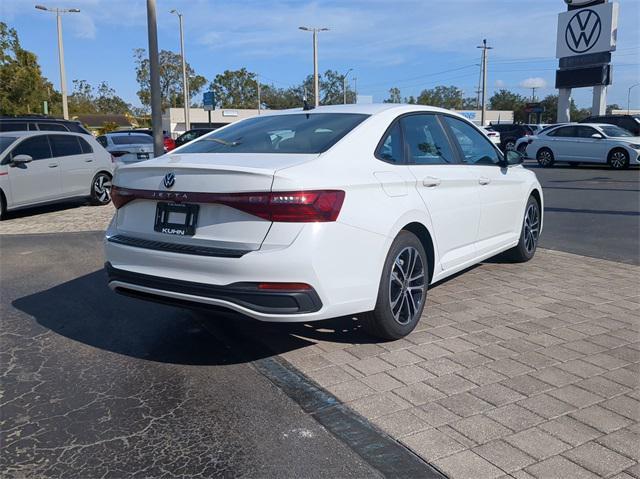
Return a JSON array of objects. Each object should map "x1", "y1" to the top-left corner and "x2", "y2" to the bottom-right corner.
[
  {"x1": 423, "y1": 177, "x2": 441, "y2": 187},
  {"x1": 84, "y1": 159, "x2": 93, "y2": 162},
  {"x1": 48, "y1": 164, "x2": 59, "y2": 168},
  {"x1": 479, "y1": 177, "x2": 491, "y2": 185}
]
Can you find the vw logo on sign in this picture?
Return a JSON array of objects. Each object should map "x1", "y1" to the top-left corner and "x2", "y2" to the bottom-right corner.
[
  {"x1": 163, "y1": 172, "x2": 176, "y2": 189},
  {"x1": 565, "y1": 9, "x2": 601, "y2": 54}
]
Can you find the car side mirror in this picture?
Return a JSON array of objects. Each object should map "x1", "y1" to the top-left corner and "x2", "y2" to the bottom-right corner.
[
  {"x1": 504, "y1": 150, "x2": 524, "y2": 166},
  {"x1": 591, "y1": 133, "x2": 603, "y2": 139},
  {"x1": 11, "y1": 154, "x2": 33, "y2": 165}
]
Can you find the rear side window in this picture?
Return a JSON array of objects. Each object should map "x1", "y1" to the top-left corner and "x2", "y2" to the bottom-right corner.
[
  {"x1": 402, "y1": 114, "x2": 455, "y2": 165},
  {"x1": 78, "y1": 137, "x2": 93, "y2": 153},
  {"x1": 37, "y1": 122, "x2": 69, "y2": 132},
  {"x1": 50, "y1": 134, "x2": 83, "y2": 157},
  {"x1": 110, "y1": 135, "x2": 153, "y2": 145},
  {"x1": 0, "y1": 122, "x2": 28, "y2": 132},
  {"x1": 178, "y1": 113, "x2": 369, "y2": 154},
  {"x1": 576, "y1": 126, "x2": 597, "y2": 138},
  {"x1": 11, "y1": 135, "x2": 52, "y2": 160},
  {"x1": 376, "y1": 122, "x2": 403, "y2": 164},
  {"x1": 96, "y1": 136, "x2": 108, "y2": 148},
  {"x1": 548, "y1": 126, "x2": 577, "y2": 137}
]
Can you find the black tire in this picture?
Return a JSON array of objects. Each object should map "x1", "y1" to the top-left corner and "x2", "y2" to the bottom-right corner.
[
  {"x1": 608, "y1": 149, "x2": 629, "y2": 170},
  {"x1": 504, "y1": 139, "x2": 516, "y2": 152},
  {"x1": 90, "y1": 172, "x2": 112, "y2": 205},
  {"x1": 504, "y1": 196, "x2": 540, "y2": 263},
  {"x1": 536, "y1": 148, "x2": 554, "y2": 167},
  {"x1": 362, "y1": 231, "x2": 428, "y2": 340},
  {"x1": 0, "y1": 191, "x2": 6, "y2": 221}
]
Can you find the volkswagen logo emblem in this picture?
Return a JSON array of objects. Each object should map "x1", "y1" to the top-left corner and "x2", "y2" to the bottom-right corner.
[
  {"x1": 163, "y1": 172, "x2": 176, "y2": 189},
  {"x1": 565, "y1": 9, "x2": 601, "y2": 54}
]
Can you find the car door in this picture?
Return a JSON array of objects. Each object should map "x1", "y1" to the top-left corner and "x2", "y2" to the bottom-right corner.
[
  {"x1": 400, "y1": 113, "x2": 481, "y2": 271},
  {"x1": 50, "y1": 134, "x2": 94, "y2": 196},
  {"x1": 442, "y1": 115, "x2": 526, "y2": 256},
  {"x1": 547, "y1": 126, "x2": 579, "y2": 161},
  {"x1": 6, "y1": 135, "x2": 62, "y2": 205},
  {"x1": 574, "y1": 126, "x2": 609, "y2": 163}
]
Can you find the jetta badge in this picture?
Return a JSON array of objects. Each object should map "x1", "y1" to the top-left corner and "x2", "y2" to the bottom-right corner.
[{"x1": 163, "y1": 172, "x2": 176, "y2": 189}]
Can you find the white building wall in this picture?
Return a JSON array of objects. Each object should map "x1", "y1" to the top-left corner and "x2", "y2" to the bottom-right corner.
[{"x1": 163, "y1": 108, "x2": 261, "y2": 138}]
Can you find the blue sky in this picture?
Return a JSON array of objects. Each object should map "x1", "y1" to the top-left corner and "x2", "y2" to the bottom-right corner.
[{"x1": 3, "y1": 0, "x2": 639, "y2": 109}]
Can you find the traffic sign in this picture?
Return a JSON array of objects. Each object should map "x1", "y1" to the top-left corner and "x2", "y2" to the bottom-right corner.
[{"x1": 203, "y1": 91, "x2": 215, "y2": 111}]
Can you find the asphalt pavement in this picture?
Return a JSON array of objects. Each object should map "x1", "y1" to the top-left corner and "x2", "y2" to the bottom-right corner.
[
  {"x1": 527, "y1": 162, "x2": 640, "y2": 265},
  {"x1": 0, "y1": 232, "x2": 384, "y2": 478}
]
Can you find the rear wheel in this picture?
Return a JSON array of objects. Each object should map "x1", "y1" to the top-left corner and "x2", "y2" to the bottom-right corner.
[
  {"x1": 504, "y1": 195, "x2": 540, "y2": 262},
  {"x1": 90, "y1": 172, "x2": 112, "y2": 205},
  {"x1": 362, "y1": 231, "x2": 428, "y2": 340},
  {"x1": 504, "y1": 140, "x2": 516, "y2": 151},
  {"x1": 0, "y1": 191, "x2": 6, "y2": 221},
  {"x1": 608, "y1": 149, "x2": 629, "y2": 170},
  {"x1": 536, "y1": 148, "x2": 554, "y2": 167}
]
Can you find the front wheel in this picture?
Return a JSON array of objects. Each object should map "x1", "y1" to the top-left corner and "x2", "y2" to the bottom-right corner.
[
  {"x1": 504, "y1": 140, "x2": 516, "y2": 152},
  {"x1": 90, "y1": 172, "x2": 112, "y2": 205},
  {"x1": 536, "y1": 148, "x2": 554, "y2": 167},
  {"x1": 504, "y1": 196, "x2": 540, "y2": 262},
  {"x1": 0, "y1": 192, "x2": 6, "y2": 221},
  {"x1": 362, "y1": 231, "x2": 428, "y2": 340},
  {"x1": 608, "y1": 149, "x2": 629, "y2": 170}
]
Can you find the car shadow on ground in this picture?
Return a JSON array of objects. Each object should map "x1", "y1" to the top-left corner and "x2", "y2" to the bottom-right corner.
[
  {"x1": 12, "y1": 260, "x2": 490, "y2": 366},
  {"x1": 3, "y1": 199, "x2": 91, "y2": 220}
]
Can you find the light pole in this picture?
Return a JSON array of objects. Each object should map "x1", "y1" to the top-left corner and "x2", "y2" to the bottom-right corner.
[
  {"x1": 35, "y1": 5, "x2": 79, "y2": 120},
  {"x1": 343, "y1": 68, "x2": 353, "y2": 105},
  {"x1": 628, "y1": 82, "x2": 640, "y2": 114},
  {"x1": 299, "y1": 26, "x2": 329, "y2": 108},
  {"x1": 476, "y1": 39, "x2": 493, "y2": 126},
  {"x1": 146, "y1": 0, "x2": 163, "y2": 157},
  {"x1": 170, "y1": 9, "x2": 190, "y2": 132}
]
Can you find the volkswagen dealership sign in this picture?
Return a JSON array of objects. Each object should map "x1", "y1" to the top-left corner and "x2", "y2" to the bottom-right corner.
[{"x1": 556, "y1": 1, "x2": 618, "y2": 58}]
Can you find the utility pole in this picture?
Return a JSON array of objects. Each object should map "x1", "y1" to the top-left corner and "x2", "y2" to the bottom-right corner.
[
  {"x1": 299, "y1": 27, "x2": 329, "y2": 108},
  {"x1": 531, "y1": 87, "x2": 537, "y2": 102},
  {"x1": 170, "y1": 10, "x2": 190, "y2": 132},
  {"x1": 628, "y1": 83, "x2": 640, "y2": 114},
  {"x1": 343, "y1": 68, "x2": 353, "y2": 105},
  {"x1": 353, "y1": 77, "x2": 358, "y2": 103},
  {"x1": 35, "y1": 5, "x2": 79, "y2": 120},
  {"x1": 147, "y1": 0, "x2": 164, "y2": 156},
  {"x1": 477, "y1": 39, "x2": 492, "y2": 126}
]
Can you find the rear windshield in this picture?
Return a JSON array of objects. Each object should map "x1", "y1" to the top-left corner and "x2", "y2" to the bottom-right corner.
[
  {"x1": 0, "y1": 136, "x2": 17, "y2": 155},
  {"x1": 110, "y1": 135, "x2": 153, "y2": 145},
  {"x1": 178, "y1": 113, "x2": 369, "y2": 154},
  {"x1": 600, "y1": 125, "x2": 633, "y2": 137}
]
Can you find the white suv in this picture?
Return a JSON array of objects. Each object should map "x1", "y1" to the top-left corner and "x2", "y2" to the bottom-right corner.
[
  {"x1": 0, "y1": 131, "x2": 114, "y2": 219},
  {"x1": 105, "y1": 104, "x2": 543, "y2": 339}
]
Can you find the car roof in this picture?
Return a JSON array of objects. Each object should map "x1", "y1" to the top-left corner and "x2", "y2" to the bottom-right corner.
[
  {"x1": 0, "y1": 130, "x2": 84, "y2": 138},
  {"x1": 105, "y1": 131, "x2": 151, "y2": 137},
  {"x1": 257, "y1": 103, "x2": 459, "y2": 117}
]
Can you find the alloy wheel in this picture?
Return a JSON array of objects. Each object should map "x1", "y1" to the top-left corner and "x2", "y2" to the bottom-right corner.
[
  {"x1": 505, "y1": 141, "x2": 516, "y2": 151},
  {"x1": 523, "y1": 202, "x2": 539, "y2": 254},
  {"x1": 388, "y1": 246, "x2": 426, "y2": 325},
  {"x1": 537, "y1": 150, "x2": 552, "y2": 166},
  {"x1": 94, "y1": 174, "x2": 112, "y2": 204},
  {"x1": 610, "y1": 151, "x2": 628, "y2": 169}
]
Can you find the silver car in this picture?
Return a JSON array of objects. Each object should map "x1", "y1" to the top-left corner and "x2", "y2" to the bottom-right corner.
[
  {"x1": 96, "y1": 132, "x2": 155, "y2": 165},
  {"x1": 524, "y1": 123, "x2": 640, "y2": 169}
]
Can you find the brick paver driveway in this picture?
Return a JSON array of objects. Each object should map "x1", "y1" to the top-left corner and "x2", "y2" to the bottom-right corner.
[{"x1": 2, "y1": 203, "x2": 638, "y2": 478}]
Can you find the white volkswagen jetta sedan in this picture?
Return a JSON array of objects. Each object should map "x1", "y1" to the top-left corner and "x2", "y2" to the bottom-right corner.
[
  {"x1": 0, "y1": 131, "x2": 114, "y2": 219},
  {"x1": 105, "y1": 104, "x2": 543, "y2": 339}
]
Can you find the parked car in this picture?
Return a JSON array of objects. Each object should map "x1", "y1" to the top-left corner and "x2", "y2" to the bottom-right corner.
[
  {"x1": 0, "y1": 131, "x2": 114, "y2": 219},
  {"x1": 527, "y1": 123, "x2": 640, "y2": 169},
  {"x1": 175, "y1": 128, "x2": 215, "y2": 147},
  {"x1": 96, "y1": 132, "x2": 155, "y2": 165},
  {"x1": 486, "y1": 123, "x2": 535, "y2": 151},
  {"x1": 105, "y1": 104, "x2": 543, "y2": 340},
  {"x1": 113, "y1": 129, "x2": 176, "y2": 152},
  {"x1": 0, "y1": 116, "x2": 92, "y2": 135},
  {"x1": 482, "y1": 127, "x2": 501, "y2": 146},
  {"x1": 579, "y1": 114, "x2": 640, "y2": 136}
]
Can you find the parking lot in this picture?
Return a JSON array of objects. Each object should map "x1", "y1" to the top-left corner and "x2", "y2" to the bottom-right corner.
[{"x1": 1, "y1": 164, "x2": 639, "y2": 478}]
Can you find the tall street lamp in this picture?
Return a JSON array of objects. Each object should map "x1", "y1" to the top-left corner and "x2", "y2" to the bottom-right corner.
[
  {"x1": 170, "y1": 9, "x2": 190, "y2": 131},
  {"x1": 628, "y1": 82, "x2": 640, "y2": 114},
  {"x1": 35, "y1": 5, "x2": 80, "y2": 120},
  {"x1": 299, "y1": 26, "x2": 329, "y2": 108},
  {"x1": 343, "y1": 68, "x2": 353, "y2": 105}
]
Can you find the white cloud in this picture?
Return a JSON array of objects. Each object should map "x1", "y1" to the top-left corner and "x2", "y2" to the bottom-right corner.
[
  {"x1": 519, "y1": 77, "x2": 547, "y2": 89},
  {"x1": 495, "y1": 79, "x2": 506, "y2": 88}
]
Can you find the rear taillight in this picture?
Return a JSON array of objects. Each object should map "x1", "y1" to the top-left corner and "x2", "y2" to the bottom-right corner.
[{"x1": 109, "y1": 187, "x2": 345, "y2": 222}]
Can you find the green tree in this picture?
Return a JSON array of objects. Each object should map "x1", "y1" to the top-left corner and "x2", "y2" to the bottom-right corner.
[
  {"x1": 384, "y1": 87, "x2": 402, "y2": 103},
  {"x1": 68, "y1": 80, "x2": 130, "y2": 115},
  {"x1": 134, "y1": 48, "x2": 206, "y2": 110},
  {"x1": 0, "y1": 22, "x2": 60, "y2": 115},
  {"x1": 489, "y1": 89, "x2": 528, "y2": 122},
  {"x1": 539, "y1": 94, "x2": 586, "y2": 123},
  {"x1": 416, "y1": 85, "x2": 465, "y2": 109},
  {"x1": 209, "y1": 68, "x2": 259, "y2": 109}
]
